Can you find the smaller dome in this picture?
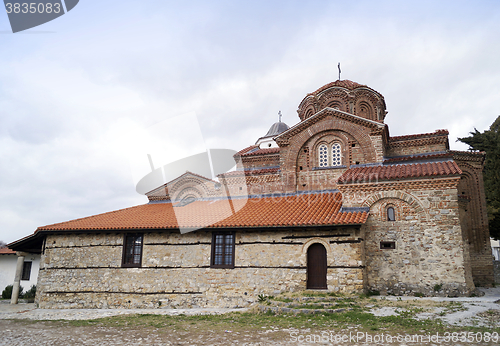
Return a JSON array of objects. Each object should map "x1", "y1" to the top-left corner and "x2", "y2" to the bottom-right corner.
[{"x1": 265, "y1": 121, "x2": 289, "y2": 137}]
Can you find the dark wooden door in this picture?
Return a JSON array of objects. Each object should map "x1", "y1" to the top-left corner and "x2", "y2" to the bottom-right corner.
[{"x1": 307, "y1": 243, "x2": 327, "y2": 289}]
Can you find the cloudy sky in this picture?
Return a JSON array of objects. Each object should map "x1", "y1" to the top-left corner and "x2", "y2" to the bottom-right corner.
[{"x1": 1, "y1": 0, "x2": 499, "y2": 243}]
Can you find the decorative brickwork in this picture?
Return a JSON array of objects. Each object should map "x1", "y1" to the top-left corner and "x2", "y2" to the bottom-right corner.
[
  {"x1": 10, "y1": 79, "x2": 493, "y2": 309},
  {"x1": 452, "y1": 151, "x2": 493, "y2": 286}
]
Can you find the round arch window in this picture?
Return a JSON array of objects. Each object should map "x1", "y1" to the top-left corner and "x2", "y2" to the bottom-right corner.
[{"x1": 387, "y1": 206, "x2": 396, "y2": 221}]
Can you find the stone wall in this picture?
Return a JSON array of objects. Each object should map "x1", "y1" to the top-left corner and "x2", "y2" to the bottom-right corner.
[
  {"x1": 338, "y1": 180, "x2": 475, "y2": 297},
  {"x1": 36, "y1": 228, "x2": 363, "y2": 309}
]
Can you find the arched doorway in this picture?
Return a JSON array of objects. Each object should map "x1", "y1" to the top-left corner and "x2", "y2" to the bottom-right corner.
[{"x1": 307, "y1": 243, "x2": 327, "y2": 289}]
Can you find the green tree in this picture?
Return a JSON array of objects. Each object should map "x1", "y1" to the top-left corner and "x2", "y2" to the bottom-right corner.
[{"x1": 458, "y1": 115, "x2": 500, "y2": 239}]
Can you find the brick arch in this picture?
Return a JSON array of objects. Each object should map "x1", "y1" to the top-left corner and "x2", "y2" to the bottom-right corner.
[
  {"x1": 307, "y1": 131, "x2": 350, "y2": 169},
  {"x1": 458, "y1": 166, "x2": 488, "y2": 252},
  {"x1": 317, "y1": 89, "x2": 349, "y2": 112},
  {"x1": 353, "y1": 89, "x2": 385, "y2": 123},
  {"x1": 169, "y1": 177, "x2": 211, "y2": 199},
  {"x1": 298, "y1": 96, "x2": 317, "y2": 121},
  {"x1": 355, "y1": 100, "x2": 375, "y2": 122},
  {"x1": 361, "y1": 191, "x2": 428, "y2": 220},
  {"x1": 281, "y1": 113, "x2": 377, "y2": 190},
  {"x1": 173, "y1": 186, "x2": 204, "y2": 201},
  {"x1": 378, "y1": 199, "x2": 403, "y2": 222}
]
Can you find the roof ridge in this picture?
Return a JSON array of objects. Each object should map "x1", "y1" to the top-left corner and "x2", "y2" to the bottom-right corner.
[
  {"x1": 338, "y1": 160, "x2": 462, "y2": 184},
  {"x1": 389, "y1": 129, "x2": 449, "y2": 141}
]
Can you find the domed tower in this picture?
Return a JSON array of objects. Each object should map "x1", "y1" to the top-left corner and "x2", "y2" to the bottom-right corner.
[
  {"x1": 255, "y1": 117, "x2": 290, "y2": 149},
  {"x1": 297, "y1": 80, "x2": 387, "y2": 123}
]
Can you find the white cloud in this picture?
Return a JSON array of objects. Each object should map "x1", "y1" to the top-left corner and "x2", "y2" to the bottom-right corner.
[{"x1": 1, "y1": 0, "x2": 500, "y2": 243}]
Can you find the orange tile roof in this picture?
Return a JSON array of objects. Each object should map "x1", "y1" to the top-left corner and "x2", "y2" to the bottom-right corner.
[
  {"x1": 338, "y1": 161, "x2": 462, "y2": 184},
  {"x1": 36, "y1": 192, "x2": 368, "y2": 232},
  {"x1": 389, "y1": 129, "x2": 449, "y2": 141},
  {"x1": 236, "y1": 145, "x2": 258, "y2": 156},
  {"x1": 0, "y1": 247, "x2": 15, "y2": 254},
  {"x1": 310, "y1": 80, "x2": 369, "y2": 94},
  {"x1": 241, "y1": 147, "x2": 280, "y2": 157},
  {"x1": 219, "y1": 167, "x2": 279, "y2": 177},
  {"x1": 384, "y1": 152, "x2": 453, "y2": 164}
]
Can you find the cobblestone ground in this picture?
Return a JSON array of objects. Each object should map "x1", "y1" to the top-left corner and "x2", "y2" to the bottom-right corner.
[
  {"x1": 2, "y1": 318, "x2": 500, "y2": 346},
  {"x1": 1, "y1": 319, "x2": 291, "y2": 346},
  {"x1": 1, "y1": 288, "x2": 499, "y2": 346}
]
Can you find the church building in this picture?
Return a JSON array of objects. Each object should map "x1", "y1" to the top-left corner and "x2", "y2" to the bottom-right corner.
[{"x1": 9, "y1": 80, "x2": 494, "y2": 308}]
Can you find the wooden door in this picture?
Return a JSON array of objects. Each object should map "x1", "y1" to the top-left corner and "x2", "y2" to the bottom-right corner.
[{"x1": 307, "y1": 243, "x2": 327, "y2": 289}]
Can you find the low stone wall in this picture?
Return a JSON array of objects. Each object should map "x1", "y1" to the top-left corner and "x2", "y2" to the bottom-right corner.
[
  {"x1": 36, "y1": 228, "x2": 363, "y2": 309},
  {"x1": 493, "y1": 261, "x2": 500, "y2": 285}
]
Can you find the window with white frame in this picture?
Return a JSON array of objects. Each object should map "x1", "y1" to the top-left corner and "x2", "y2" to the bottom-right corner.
[
  {"x1": 318, "y1": 143, "x2": 342, "y2": 167},
  {"x1": 331, "y1": 143, "x2": 342, "y2": 166},
  {"x1": 318, "y1": 144, "x2": 328, "y2": 167}
]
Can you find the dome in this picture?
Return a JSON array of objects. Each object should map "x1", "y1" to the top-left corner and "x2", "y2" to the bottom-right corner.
[
  {"x1": 264, "y1": 121, "x2": 290, "y2": 137},
  {"x1": 297, "y1": 79, "x2": 387, "y2": 123}
]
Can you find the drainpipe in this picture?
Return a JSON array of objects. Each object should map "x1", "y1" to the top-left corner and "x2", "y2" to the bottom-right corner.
[{"x1": 11, "y1": 252, "x2": 27, "y2": 304}]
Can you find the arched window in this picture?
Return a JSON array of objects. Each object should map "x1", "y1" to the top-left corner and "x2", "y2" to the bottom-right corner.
[
  {"x1": 318, "y1": 143, "x2": 342, "y2": 167},
  {"x1": 318, "y1": 144, "x2": 328, "y2": 167},
  {"x1": 387, "y1": 206, "x2": 395, "y2": 221}
]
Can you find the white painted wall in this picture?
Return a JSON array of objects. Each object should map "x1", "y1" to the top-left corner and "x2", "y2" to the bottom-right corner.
[
  {"x1": 0, "y1": 253, "x2": 41, "y2": 295},
  {"x1": 491, "y1": 238, "x2": 500, "y2": 261}
]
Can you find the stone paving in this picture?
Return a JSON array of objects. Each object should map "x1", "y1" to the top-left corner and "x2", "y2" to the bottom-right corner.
[
  {"x1": 370, "y1": 287, "x2": 500, "y2": 327},
  {"x1": 1, "y1": 288, "x2": 499, "y2": 345},
  {"x1": 0, "y1": 301, "x2": 248, "y2": 320}
]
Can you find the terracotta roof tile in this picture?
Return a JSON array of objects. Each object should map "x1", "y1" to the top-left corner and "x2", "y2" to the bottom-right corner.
[
  {"x1": 219, "y1": 167, "x2": 279, "y2": 177},
  {"x1": 384, "y1": 152, "x2": 453, "y2": 164},
  {"x1": 236, "y1": 145, "x2": 258, "y2": 156},
  {"x1": 0, "y1": 247, "x2": 15, "y2": 254},
  {"x1": 240, "y1": 147, "x2": 280, "y2": 157},
  {"x1": 36, "y1": 192, "x2": 368, "y2": 232},
  {"x1": 389, "y1": 129, "x2": 448, "y2": 141},
  {"x1": 338, "y1": 161, "x2": 462, "y2": 184},
  {"x1": 310, "y1": 80, "x2": 369, "y2": 95}
]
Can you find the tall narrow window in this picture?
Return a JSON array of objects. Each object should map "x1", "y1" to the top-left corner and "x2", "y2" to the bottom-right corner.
[
  {"x1": 331, "y1": 143, "x2": 342, "y2": 166},
  {"x1": 318, "y1": 144, "x2": 328, "y2": 167},
  {"x1": 122, "y1": 234, "x2": 143, "y2": 267},
  {"x1": 387, "y1": 207, "x2": 395, "y2": 221},
  {"x1": 211, "y1": 233, "x2": 235, "y2": 268},
  {"x1": 21, "y1": 261, "x2": 32, "y2": 281}
]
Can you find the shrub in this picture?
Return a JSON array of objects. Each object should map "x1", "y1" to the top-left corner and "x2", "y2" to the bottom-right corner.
[
  {"x1": 2, "y1": 285, "x2": 13, "y2": 299},
  {"x1": 1, "y1": 285, "x2": 25, "y2": 299},
  {"x1": 23, "y1": 285, "x2": 36, "y2": 299}
]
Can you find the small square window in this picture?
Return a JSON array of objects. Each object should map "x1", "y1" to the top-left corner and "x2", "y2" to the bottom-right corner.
[
  {"x1": 380, "y1": 241, "x2": 395, "y2": 250},
  {"x1": 122, "y1": 234, "x2": 143, "y2": 268},
  {"x1": 21, "y1": 261, "x2": 32, "y2": 281},
  {"x1": 211, "y1": 233, "x2": 235, "y2": 268}
]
